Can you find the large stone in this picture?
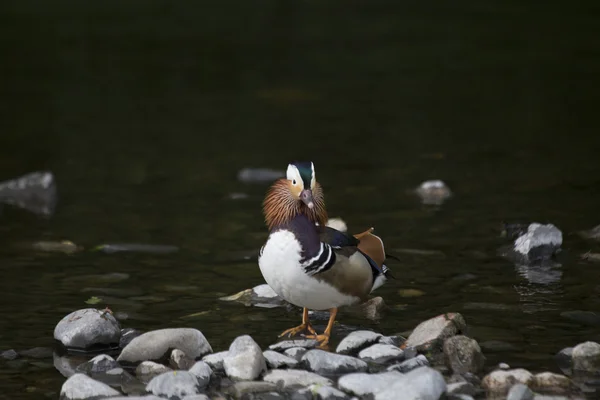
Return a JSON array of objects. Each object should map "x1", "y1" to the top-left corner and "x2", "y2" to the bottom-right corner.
[
  {"x1": 202, "y1": 351, "x2": 228, "y2": 371},
  {"x1": 118, "y1": 328, "x2": 212, "y2": 364},
  {"x1": 506, "y1": 383, "x2": 534, "y2": 400},
  {"x1": 269, "y1": 339, "x2": 319, "y2": 351},
  {"x1": 572, "y1": 341, "x2": 600, "y2": 372},
  {"x1": 337, "y1": 371, "x2": 402, "y2": 397},
  {"x1": 336, "y1": 330, "x2": 383, "y2": 355},
  {"x1": 188, "y1": 361, "x2": 212, "y2": 388},
  {"x1": 263, "y1": 350, "x2": 299, "y2": 369},
  {"x1": 223, "y1": 335, "x2": 266, "y2": 381},
  {"x1": 443, "y1": 335, "x2": 485, "y2": 374},
  {"x1": 386, "y1": 354, "x2": 429, "y2": 373},
  {"x1": 263, "y1": 369, "x2": 332, "y2": 387},
  {"x1": 481, "y1": 369, "x2": 534, "y2": 394},
  {"x1": 405, "y1": 313, "x2": 466, "y2": 352},
  {"x1": 358, "y1": 344, "x2": 404, "y2": 364},
  {"x1": 284, "y1": 347, "x2": 308, "y2": 361},
  {"x1": 170, "y1": 349, "x2": 195, "y2": 370},
  {"x1": 75, "y1": 354, "x2": 119, "y2": 376},
  {"x1": 301, "y1": 349, "x2": 367, "y2": 375},
  {"x1": 309, "y1": 385, "x2": 349, "y2": 400},
  {"x1": 146, "y1": 371, "x2": 202, "y2": 399},
  {"x1": 54, "y1": 308, "x2": 121, "y2": 350},
  {"x1": 60, "y1": 373, "x2": 120, "y2": 400},
  {"x1": 135, "y1": 361, "x2": 172, "y2": 383},
  {"x1": 532, "y1": 372, "x2": 572, "y2": 393},
  {"x1": 376, "y1": 367, "x2": 446, "y2": 400}
]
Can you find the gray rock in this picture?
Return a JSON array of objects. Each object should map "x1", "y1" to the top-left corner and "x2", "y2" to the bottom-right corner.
[
  {"x1": 219, "y1": 284, "x2": 285, "y2": 308},
  {"x1": 227, "y1": 381, "x2": 278, "y2": 398},
  {"x1": 376, "y1": 366, "x2": 446, "y2": 400},
  {"x1": 263, "y1": 369, "x2": 332, "y2": 387},
  {"x1": 555, "y1": 347, "x2": 573, "y2": 374},
  {"x1": 291, "y1": 388, "x2": 314, "y2": 400},
  {"x1": 238, "y1": 167, "x2": 284, "y2": 183},
  {"x1": 1, "y1": 349, "x2": 18, "y2": 360},
  {"x1": 269, "y1": 339, "x2": 319, "y2": 351},
  {"x1": 378, "y1": 336, "x2": 403, "y2": 347},
  {"x1": 560, "y1": 310, "x2": 600, "y2": 327},
  {"x1": 60, "y1": 373, "x2": 120, "y2": 400},
  {"x1": 443, "y1": 335, "x2": 485, "y2": 374},
  {"x1": 301, "y1": 349, "x2": 367, "y2": 375},
  {"x1": 223, "y1": 335, "x2": 267, "y2": 381},
  {"x1": 118, "y1": 328, "x2": 212, "y2": 364},
  {"x1": 202, "y1": 351, "x2": 228, "y2": 371},
  {"x1": 19, "y1": 346, "x2": 53, "y2": 358},
  {"x1": 107, "y1": 397, "x2": 163, "y2": 400},
  {"x1": 284, "y1": 347, "x2": 308, "y2": 361},
  {"x1": 76, "y1": 354, "x2": 120, "y2": 375},
  {"x1": 337, "y1": 371, "x2": 402, "y2": 397},
  {"x1": 353, "y1": 296, "x2": 386, "y2": 320},
  {"x1": 532, "y1": 372, "x2": 571, "y2": 393},
  {"x1": 146, "y1": 371, "x2": 201, "y2": 399},
  {"x1": 447, "y1": 381, "x2": 476, "y2": 396},
  {"x1": 386, "y1": 354, "x2": 429, "y2": 373},
  {"x1": 358, "y1": 344, "x2": 404, "y2": 364},
  {"x1": 572, "y1": 341, "x2": 600, "y2": 372},
  {"x1": 336, "y1": 330, "x2": 383, "y2": 355},
  {"x1": 54, "y1": 308, "x2": 121, "y2": 350},
  {"x1": 263, "y1": 350, "x2": 299, "y2": 369},
  {"x1": 135, "y1": 361, "x2": 172, "y2": 383},
  {"x1": 0, "y1": 170, "x2": 57, "y2": 216},
  {"x1": 181, "y1": 396, "x2": 210, "y2": 400},
  {"x1": 309, "y1": 384, "x2": 349, "y2": 400},
  {"x1": 170, "y1": 349, "x2": 195, "y2": 370},
  {"x1": 405, "y1": 313, "x2": 466, "y2": 352},
  {"x1": 507, "y1": 383, "x2": 534, "y2": 400},
  {"x1": 415, "y1": 180, "x2": 452, "y2": 205},
  {"x1": 513, "y1": 223, "x2": 562, "y2": 261},
  {"x1": 482, "y1": 369, "x2": 534, "y2": 394},
  {"x1": 188, "y1": 361, "x2": 212, "y2": 388},
  {"x1": 120, "y1": 328, "x2": 142, "y2": 349}
]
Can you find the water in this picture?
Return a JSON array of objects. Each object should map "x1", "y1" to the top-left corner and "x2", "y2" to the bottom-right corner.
[{"x1": 1, "y1": 0, "x2": 600, "y2": 398}]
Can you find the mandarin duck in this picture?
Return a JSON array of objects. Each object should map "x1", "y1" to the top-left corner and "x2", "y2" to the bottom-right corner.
[{"x1": 258, "y1": 161, "x2": 392, "y2": 348}]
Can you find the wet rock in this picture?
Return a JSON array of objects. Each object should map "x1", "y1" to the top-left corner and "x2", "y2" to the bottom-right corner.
[
  {"x1": 482, "y1": 369, "x2": 534, "y2": 394},
  {"x1": 1, "y1": 349, "x2": 18, "y2": 360},
  {"x1": 555, "y1": 347, "x2": 573, "y2": 374},
  {"x1": 170, "y1": 349, "x2": 195, "y2": 370},
  {"x1": 227, "y1": 381, "x2": 278, "y2": 398},
  {"x1": 499, "y1": 362, "x2": 511, "y2": 370},
  {"x1": 135, "y1": 361, "x2": 171, "y2": 383},
  {"x1": 263, "y1": 369, "x2": 332, "y2": 387},
  {"x1": 120, "y1": 328, "x2": 142, "y2": 349},
  {"x1": 301, "y1": 349, "x2": 367, "y2": 375},
  {"x1": 560, "y1": 310, "x2": 600, "y2": 327},
  {"x1": 386, "y1": 354, "x2": 429, "y2": 373},
  {"x1": 506, "y1": 383, "x2": 534, "y2": 400},
  {"x1": 284, "y1": 347, "x2": 308, "y2": 361},
  {"x1": 378, "y1": 335, "x2": 404, "y2": 348},
  {"x1": 578, "y1": 224, "x2": 600, "y2": 240},
  {"x1": 336, "y1": 330, "x2": 383, "y2": 355},
  {"x1": 118, "y1": 328, "x2": 212, "y2": 364},
  {"x1": 220, "y1": 284, "x2": 285, "y2": 308},
  {"x1": 532, "y1": 372, "x2": 572, "y2": 393},
  {"x1": 94, "y1": 243, "x2": 179, "y2": 254},
  {"x1": 358, "y1": 344, "x2": 404, "y2": 364},
  {"x1": 54, "y1": 308, "x2": 121, "y2": 351},
  {"x1": 447, "y1": 381, "x2": 477, "y2": 396},
  {"x1": 572, "y1": 341, "x2": 600, "y2": 372},
  {"x1": 376, "y1": 366, "x2": 446, "y2": 400},
  {"x1": 223, "y1": 335, "x2": 266, "y2": 381},
  {"x1": 202, "y1": 351, "x2": 228, "y2": 371},
  {"x1": 309, "y1": 384, "x2": 349, "y2": 400},
  {"x1": 188, "y1": 361, "x2": 212, "y2": 388},
  {"x1": 415, "y1": 179, "x2": 452, "y2": 205},
  {"x1": 60, "y1": 373, "x2": 120, "y2": 400},
  {"x1": 76, "y1": 354, "x2": 119, "y2": 375},
  {"x1": 0, "y1": 171, "x2": 57, "y2": 216},
  {"x1": 512, "y1": 223, "x2": 562, "y2": 263},
  {"x1": 337, "y1": 371, "x2": 402, "y2": 397},
  {"x1": 405, "y1": 313, "x2": 466, "y2": 352},
  {"x1": 32, "y1": 240, "x2": 81, "y2": 254},
  {"x1": 354, "y1": 296, "x2": 386, "y2": 320},
  {"x1": 263, "y1": 350, "x2": 298, "y2": 369},
  {"x1": 19, "y1": 347, "x2": 53, "y2": 359},
  {"x1": 146, "y1": 371, "x2": 202, "y2": 398},
  {"x1": 443, "y1": 335, "x2": 485, "y2": 374},
  {"x1": 181, "y1": 396, "x2": 209, "y2": 400},
  {"x1": 269, "y1": 339, "x2": 319, "y2": 351}
]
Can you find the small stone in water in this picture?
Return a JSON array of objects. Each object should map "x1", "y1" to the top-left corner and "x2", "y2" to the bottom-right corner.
[
  {"x1": 170, "y1": 349, "x2": 195, "y2": 370},
  {"x1": 443, "y1": 335, "x2": 485, "y2": 374},
  {"x1": 119, "y1": 328, "x2": 142, "y2": 349},
  {"x1": 499, "y1": 362, "x2": 510, "y2": 370},
  {"x1": 60, "y1": 373, "x2": 120, "y2": 400},
  {"x1": 135, "y1": 361, "x2": 171, "y2": 383},
  {"x1": 336, "y1": 330, "x2": 383, "y2": 355},
  {"x1": 386, "y1": 354, "x2": 429, "y2": 373},
  {"x1": 532, "y1": 372, "x2": 572, "y2": 393},
  {"x1": 513, "y1": 223, "x2": 562, "y2": 261},
  {"x1": 54, "y1": 308, "x2": 121, "y2": 350},
  {"x1": 1, "y1": 349, "x2": 18, "y2": 360},
  {"x1": 404, "y1": 312, "x2": 466, "y2": 352},
  {"x1": 269, "y1": 339, "x2": 319, "y2": 351},
  {"x1": 337, "y1": 371, "x2": 402, "y2": 397},
  {"x1": 223, "y1": 335, "x2": 266, "y2": 381},
  {"x1": 506, "y1": 383, "x2": 534, "y2": 400},
  {"x1": 358, "y1": 344, "x2": 404, "y2": 364},
  {"x1": 308, "y1": 384, "x2": 349, "y2": 400},
  {"x1": 415, "y1": 179, "x2": 452, "y2": 205},
  {"x1": 301, "y1": 349, "x2": 368, "y2": 375},
  {"x1": 572, "y1": 341, "x2": 600, "y2": 372},
  {"x1": 482, "y1": 369, "x2": 534, "y2": 394},
  {"x1": 75, "y1": 354, "x2": 119, "y2": 375}
]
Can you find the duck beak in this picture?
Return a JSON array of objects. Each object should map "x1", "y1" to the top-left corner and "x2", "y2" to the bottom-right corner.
[{"x1": 300, "y1": 189, "x2": 314, "y2": 209}]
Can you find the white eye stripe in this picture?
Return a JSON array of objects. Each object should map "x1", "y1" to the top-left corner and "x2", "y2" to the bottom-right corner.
[
  {"x1": 310, "y1": 162, "x2": 316, "y2": 189},
  {"x1": 286, "y1": 164, "x2": 304, "y2": 188}
]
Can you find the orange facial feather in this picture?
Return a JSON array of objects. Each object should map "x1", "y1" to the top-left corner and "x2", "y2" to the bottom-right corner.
[{"x1": 263, "y1": 179, "x2": 327, "y2": 230}]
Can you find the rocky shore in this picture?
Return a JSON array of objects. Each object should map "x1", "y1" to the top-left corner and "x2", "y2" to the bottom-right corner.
[{"x1": 43, "y1": 307, "x2": 599, "y2": 400}]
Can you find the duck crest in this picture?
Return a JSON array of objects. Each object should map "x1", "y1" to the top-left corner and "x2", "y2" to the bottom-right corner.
[{"x1": 263, "y1": 179, "x2": 327, "y2": 231}]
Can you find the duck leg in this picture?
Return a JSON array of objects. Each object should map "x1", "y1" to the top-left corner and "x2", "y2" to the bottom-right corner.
[
  {"x1": 305, "y1": 307, "x2": 337, "y2": 348},
  {"x1": 279, "y1": 308, "x2": 317, "y2": 338}
]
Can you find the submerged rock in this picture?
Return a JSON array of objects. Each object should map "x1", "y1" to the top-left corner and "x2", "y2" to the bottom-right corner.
[
  {"x1": 415, "y1": 179, "x2": 452, "y2": 205},
  {"x1": 146, "y1": 371, "x2": 202, "y2": 398},
  {"x1": 532, "y1": 372, "x2": 571, "y2": 393},
  {"x1": 511, "y1": 223, "x2": 562, "y2": 263},
  {"x1": 227, "y1": 381, "x2": 279, "y2": 398},
  {"x1": 443, "y1": 335, "x2": 485, "y2": 374},
  {"x1": 481, "y1": 369, "x2": 534, "y2": 394},
  {"x1": 336, "y1": 330, "x2": 383, "y2": 355},
  {"x1": 301, "y1": 349, "x2": 367, "y2": 375},
  {"x1": 405, "y1": 313, "x2": 466, "y2": 352},
  {"x1": 358, "y1": 344, "x2": 404, "y2": 364},
  {"x1": 578, "y1": 224, "x2": 600, "y2": 240},
  {"x1": 54, "y1": 308, "x2": 121, "y2": 351},
  {"x1": 0, "y1": 171, "x2": 57, "y2": 216},
  {"x1": 263, "y1": 369, "x2": 331, "y2": 387},
  {"x1": 118, "y1": 328, "x2": 212, "y2": 364},
  {"x1": 223, "y1": 335, "x2": 266, "y2": 381},
  {"x1": 1, "y1": 349, "x2": 18, "y2": 360},
  {"x1": 284, "y1": 347, "x2": 308, "y2": 361},
  {"x1": 263, "y1": 350, "x2": 299, "y2": 369},
  {"x1": 60, "y1": 373, "x2": 120, "y2": 400}
]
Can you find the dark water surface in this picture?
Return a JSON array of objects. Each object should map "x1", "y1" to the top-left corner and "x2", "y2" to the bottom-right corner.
[{"x1": 2, "y1": 0, "x2": 600, "y2": 398}]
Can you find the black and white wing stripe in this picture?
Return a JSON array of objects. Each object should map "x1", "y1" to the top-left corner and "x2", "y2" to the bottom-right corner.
[{"x1": 301, "y1": 242, "x2": 337, "y2": 275}]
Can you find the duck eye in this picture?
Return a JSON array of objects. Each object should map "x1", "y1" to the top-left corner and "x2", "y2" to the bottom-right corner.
[{"x1": 292, "y1": 179, "x2": 297, "y2": 185}]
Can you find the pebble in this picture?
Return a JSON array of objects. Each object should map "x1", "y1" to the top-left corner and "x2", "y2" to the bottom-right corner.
[
  {"x1": 263, "y1": 350, "x2": 299, "y2": 369},
  {"x1": 301, "y1": 349, "x2": 368, "y2": 375},
  {"x1": 188, "y1": 361, "x2": 212, "y2": 388},
  {"x1": 572, "y1": 341, "x2": 600, "y2": 372},
  {"x1": 170, "y1": 349, "x2": 195, "y2": 370},
  {"x1": 378, "y1": 335, "x2": 403, "y2": 347},
  {"x1": 263, "y1": 369, "x2": 332, "y2": 387},
  {"x1": 54, "y1": 308, "x2": 121, "y2": 350},
  {"x1": 376, "y1": 366, "x2": 446, "y2": 400},
  {"x1": 223, "y1": 335, "x2": 267, "y2": 381},
  {"x1": 337, "y1": 371, "x2": 402, "y2": 397},
  {"x1": 309, "y1": 384, "x2": 349, "y2": 400},
  {"x1": 358, "y1": 344, "x2": 404, "y2": 364},
  {"x1": 482, "y1": 369, "x2": 534, "y2": 394},
  {"x1": 60, "y1": 373, "x2": 120, "y2": 400},
  {"x1": 75, "y1": 354, "x2": 119, "y2": 375},
  {"x1": 404, "y1": 313, "x2": 466, "y2": 351},
  {"x1": 146, "y1": 371, "x2": 202, "y2": 398},
  {"x1": 118, "y1": 328, "x2": 212, "y2": 364},
  {"x1": 202, "y1": 351, "x2": 228, "y2": 371},
  {"x1": 135, "y1": 361, "x2": 172, "y2": 383},
  {"x1": 284, "y1": 347, "x2": 308, "y2": 361},
  {"x1": 335, "y1": 330, "x2": 383, "y2": 355},
  {"x1": 507, "y1": 383, "x2": 534, "y2": 400},
  {"x1": 269, "y1": 340, "x2": 319, "y2": 351},
  {"x1": 386, "y1": 354, "x2": 430, "y2": 373},
  {"x1": 415, "y1": 179, "x2": 452, "y2": 205},
  {"x1": 227, "y1": 381, "x2": 278, "y2": 398},
  {"x1": 443, "y1": 335, "x2": 485, "y2": 374},
  {"x1": 1, "y1": 349, "x2": 18, "y2": 360}
]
